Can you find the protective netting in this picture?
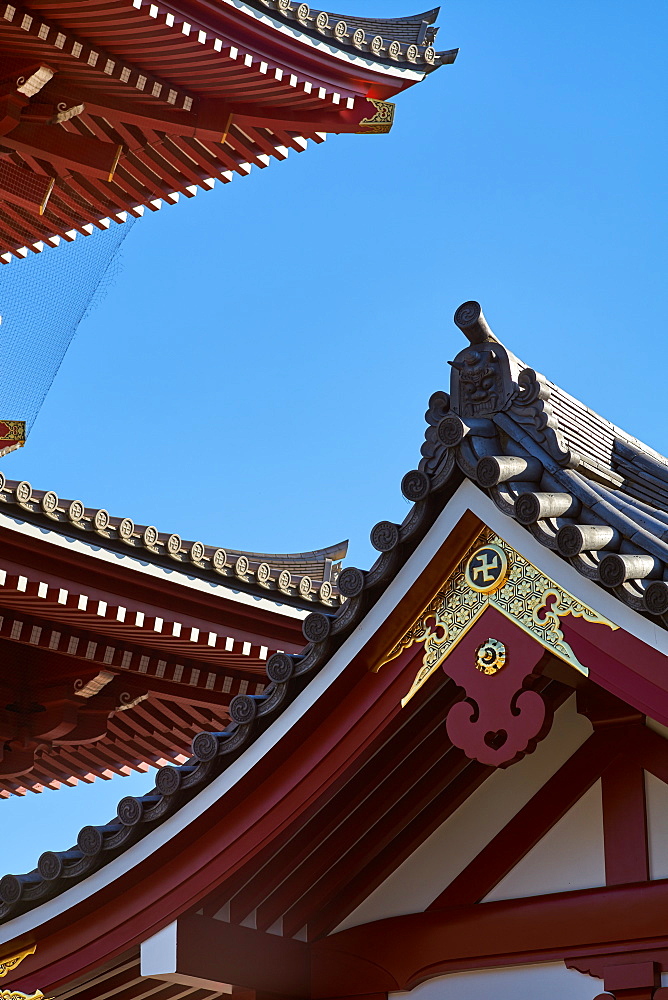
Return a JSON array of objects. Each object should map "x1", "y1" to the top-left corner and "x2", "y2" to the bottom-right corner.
[{"x1": 0, "y1": 219, "x2": 136, "y2": 432}]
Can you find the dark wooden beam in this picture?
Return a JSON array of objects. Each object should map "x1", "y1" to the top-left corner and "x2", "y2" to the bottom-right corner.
[
  {"x1": 0, "y1": 125, "x2": 122, "y2": 181},
  {"x1": 602, "y1": 751, "x2": 649, "y2": 885}
]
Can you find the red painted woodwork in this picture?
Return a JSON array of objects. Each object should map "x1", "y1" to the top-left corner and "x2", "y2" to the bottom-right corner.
[
  {"x1": 176, "y1": 914, "x2": 308, "y2": 997},
  {"x1": 601, "y1": 757, "x2": 649, "y2": 885},
  {"x1": 0, "y1": 0, "x2": 448, "y2": 257},
  {"x1": 310, "y1": 880, "x2": 668, "y2": 996},
  {"x1": 428, "y1": 727, "x2": 620, "y2": 908},
  {"x1": 0, "y1": 596, "x2": 485, "y2": 991},
  {"x1": 439, "y1": 606, "x2": 550, "y2": 766},
  {"x1": 0, "y1": 519, "x2": 307, "y2": 794},
  {"x1": 6, "y1": 509, "x2": 668, "y2": 1000},
  {"x1": 559, "y1": 615, "x2": 668, "y2": 728}
]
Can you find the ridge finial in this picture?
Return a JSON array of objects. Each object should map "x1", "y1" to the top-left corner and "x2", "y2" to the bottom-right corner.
[{"x1": 454, "y1": 301, "x2": 499, "y2": 344}]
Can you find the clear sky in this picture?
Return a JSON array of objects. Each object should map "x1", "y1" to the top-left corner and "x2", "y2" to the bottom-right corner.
[{"x1": 1, "y1": 0, "x2": 667, "y2": 873}]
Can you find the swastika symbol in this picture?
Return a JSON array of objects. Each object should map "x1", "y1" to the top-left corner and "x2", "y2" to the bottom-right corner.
[
  {"x1": 471, "y1": 552, "x2": 500, "y2": 583},
  {"x1": 465, "y1": 544, "x2": 509, "y2": 594}
]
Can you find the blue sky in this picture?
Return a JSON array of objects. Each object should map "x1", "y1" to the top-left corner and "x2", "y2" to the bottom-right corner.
[{"x1": 1, "y1": 0, "x2": 667, "y2": 872}]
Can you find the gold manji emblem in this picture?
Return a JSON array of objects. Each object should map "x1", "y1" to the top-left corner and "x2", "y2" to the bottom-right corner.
[
  {"x1": 465, "y1": 544, "x2": 509, "y2": 594},
  {"x1": 0, "y1": 947, "x2": 36, "y2": 979},
  {"x1": 475, "y1": 637, "x2": 506, "y2": 675},
  {"x1": 376, "y1": 528, "x2": 619, "y2": 707}
]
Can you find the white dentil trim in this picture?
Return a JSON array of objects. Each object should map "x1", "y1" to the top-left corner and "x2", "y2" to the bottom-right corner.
[{"x1": 0, "y1": 510, "x2": 307, "y2": 620}]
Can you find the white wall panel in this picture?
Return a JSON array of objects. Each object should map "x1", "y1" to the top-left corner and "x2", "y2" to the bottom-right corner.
[
  {"x1": 484, "y1": 781, "x2": 605, "y2": 901},
  {"x1": 646, "y1": 770, "x2": 668, "y2": 880},
  {"x1": 389, "y1": 963, "x2": 600, "y2": 1000},
  {"x1": 336, "y1": 698, "x2": 592, "y2": 931}
]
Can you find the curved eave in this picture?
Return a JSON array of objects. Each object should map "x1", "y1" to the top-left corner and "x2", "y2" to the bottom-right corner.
[
  {"x1": 0, "y1": 488, "x2": 474, "y2": 948},
  {"x1": 11, "y1": 307, "x2": 668, "y2": 946},
  {"x1": 0, "y1": 477, "x2": 345, "y2": 611},
  {"x1": 157, "y1": 0, "x2": 452, "y2": 81}
]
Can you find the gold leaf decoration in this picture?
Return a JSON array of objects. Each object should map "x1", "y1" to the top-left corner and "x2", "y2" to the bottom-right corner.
[
  {"x1": 378, "y1": 528, "x2": 618, "y2": 707},
  {"x1": 0, "y1": 948, "x2": 36, "y2": 979}
]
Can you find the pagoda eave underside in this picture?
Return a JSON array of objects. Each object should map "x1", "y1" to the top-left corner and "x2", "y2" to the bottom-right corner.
[
  {"x1": 0, "y1": 517, "x2": 313, "y2": 796},
  {"x1": 0, "y1": 0, "x2": 452, "y2": 257}
]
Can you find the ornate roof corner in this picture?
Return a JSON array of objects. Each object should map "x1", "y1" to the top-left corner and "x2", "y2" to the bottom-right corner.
[
  {"x1": 247, "y1": 4, "x2": 457, "y2": 73},
  {"x1": 0, "y1": 1, "x2": 455, "y2": 259}
]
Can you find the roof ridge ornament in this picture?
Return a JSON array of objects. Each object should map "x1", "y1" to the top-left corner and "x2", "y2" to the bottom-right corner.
[
  {"x1": 453, "y1": 300, "x2": 499, "y2": 345},
  {"x1": 448, "y1": 301, "x2": 578, "y2": 468}
]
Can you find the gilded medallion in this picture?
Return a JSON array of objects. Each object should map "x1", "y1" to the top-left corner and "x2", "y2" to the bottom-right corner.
[
  {"x1": 475, "y1": 637, "x2": 506, "y2": 675},
  {"x1": 465, "y1": 544, "x2": 509, "y2": 594}
]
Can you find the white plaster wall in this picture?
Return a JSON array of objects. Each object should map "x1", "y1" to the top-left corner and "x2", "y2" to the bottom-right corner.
[
  {"x1": 336, "y1": 697, "x2": 592, "y2": 931},
  {"x1": 389, "y1": 963, "x2": 600, "y2": 1000},
  {"x1": 484, "y1": 780, "x2": 605, "y2": 901},
  {"x1": 646, "y1": 771, "x2": 668, "y2": 880}
]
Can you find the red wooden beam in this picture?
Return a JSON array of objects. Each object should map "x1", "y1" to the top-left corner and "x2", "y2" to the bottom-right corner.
[
  {"x1": 1, "y1": 124, "x2": 122, "y2": 181},
  {"x1": 160, "y1": 914, "x2": 309, "y2": 997},
  {"x1": 227, "y1": 676, "x2": 457, "y2": 925},
  {"x1": 279, "y1": 744, "x2": 472, "y2": 939},
  {"x1": 307, "y1": 759, "x2": 491, "y2": 941},
  {"x1": 429, "y1": 727, "x2": 622, "y2": 907},
  {"x1": 602, "y1": 752, "x2": 649, "y2": 885},
  {"x1": 0, "y1": 158, "x2": 53, "y2": 213},
  {"x1": 311, "y1": 880, "x2": 668, "y2": 996}
]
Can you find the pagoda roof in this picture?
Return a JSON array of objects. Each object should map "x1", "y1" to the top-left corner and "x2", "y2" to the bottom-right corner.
[
  {"x1": 0, "y1": 476, "x2": 344, "y2": 796},
  {"x1": 0, "y1": 473, "x2": 346, "y2": 609},
  {"x1": 234, "y1": 5, "x2": 450, "y2": 71},
  {"x1": 0, "y1": 1, "x2": 456, "y2": 259}
]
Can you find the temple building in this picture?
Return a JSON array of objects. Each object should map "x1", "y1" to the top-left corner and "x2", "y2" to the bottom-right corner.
[
  {"x1": 0, "y1": 473, "x2": 346, "y2": 796},
  {"x1": 1, "y1": 302, "x2": 668, "y2": 999},
  {"x1": 2, "y1": 2, "x2": 667, "y2": 999},
  {"x1": 0, "y1": 0, "x2": 456, "y2": 260}
]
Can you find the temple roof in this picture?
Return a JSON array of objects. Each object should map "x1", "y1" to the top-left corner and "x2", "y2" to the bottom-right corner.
[
  {"x1": 7, "y1": 300, "x2": 668, "y2": 924},
  {"x1": 0, "y1": 473, "x2": 345, "y2": 609},
  {"x1": 235, "y1": 5, "x2": 455, "y2": 72}
]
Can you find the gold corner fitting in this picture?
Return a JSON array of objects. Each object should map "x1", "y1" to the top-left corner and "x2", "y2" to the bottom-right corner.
[
  {"x1": 357, "y1": 99, "x2": 395, "y2": 134},
  {"x1": 1, "y1": 991, "x2": 48, "y2": 1000}
]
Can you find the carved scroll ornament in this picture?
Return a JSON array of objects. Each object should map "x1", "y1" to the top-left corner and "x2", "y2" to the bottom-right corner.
[
  {"x1": 1, "y1": 991, "x2": 46, "y2": 1000},
  {"x1": 448, "y1": 336, "x2": 577, "y2": 467},
  {"x1": 0, "y1": 948, "x2": 36, "y2": 979}
]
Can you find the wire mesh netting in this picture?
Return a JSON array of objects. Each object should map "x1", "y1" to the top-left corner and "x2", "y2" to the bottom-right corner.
[{"x1": 0, "y1": 219, "x2": 136, "y2": 432}]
